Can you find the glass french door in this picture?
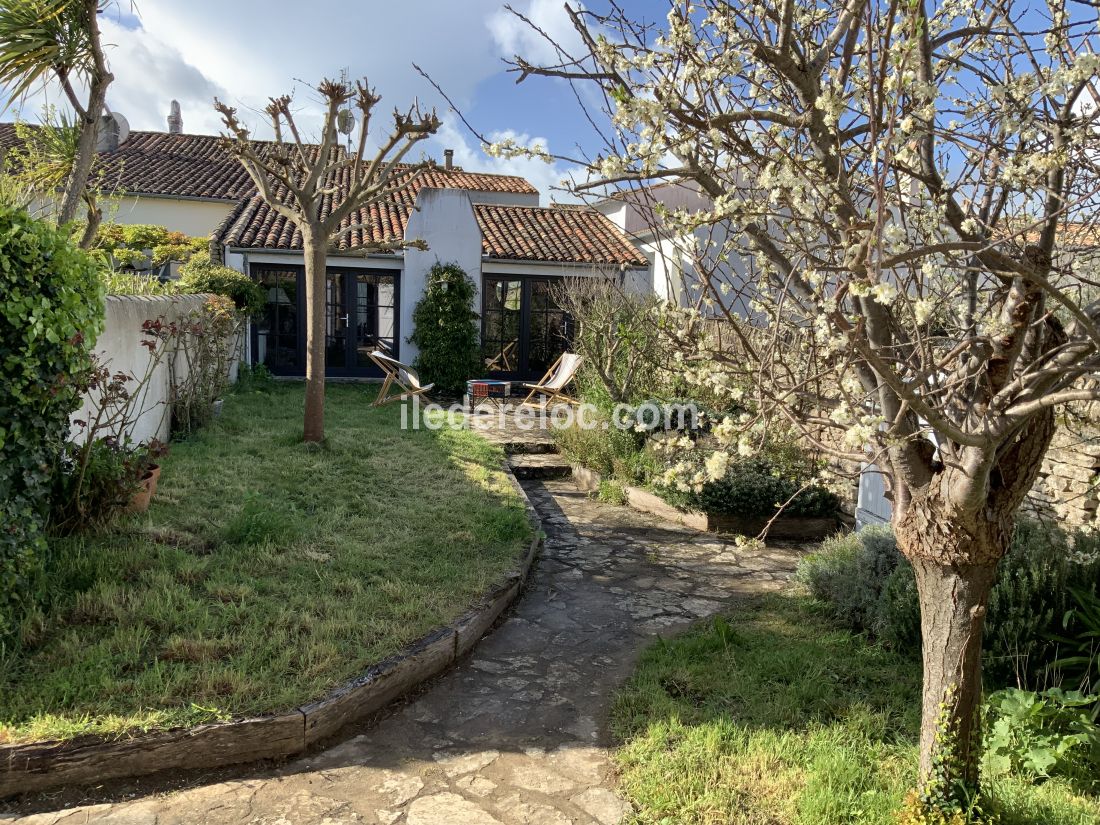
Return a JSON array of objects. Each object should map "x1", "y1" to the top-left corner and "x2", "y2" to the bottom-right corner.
[
  {"x1": 482, "y1": 276, "x2": 572, "y2": 379},
  {"x1": 253, "y1": 266, "x2": 302, "y2": 373},
  {"x1": 252, "y1": 264, "x2": 398, "y2": 377}
]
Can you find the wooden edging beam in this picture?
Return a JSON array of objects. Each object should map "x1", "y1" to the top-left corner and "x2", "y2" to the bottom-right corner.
[{"x1": 0, "y1": 468, "x2": 542, "y2": 800}]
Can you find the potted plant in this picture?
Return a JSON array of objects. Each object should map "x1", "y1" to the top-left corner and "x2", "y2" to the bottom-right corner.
[{"x1": 127, "y1": 439, "x2": 169, "y2": 513}]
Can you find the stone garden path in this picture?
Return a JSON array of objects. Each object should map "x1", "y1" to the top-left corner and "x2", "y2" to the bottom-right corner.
[{"x1": 6, "y1": 480, "x2": 806, "y2": 825}]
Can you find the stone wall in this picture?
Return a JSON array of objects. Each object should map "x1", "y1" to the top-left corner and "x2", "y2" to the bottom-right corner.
[{"x1": 1025, "y1": 420, "x2": 1100, "y2": 528}]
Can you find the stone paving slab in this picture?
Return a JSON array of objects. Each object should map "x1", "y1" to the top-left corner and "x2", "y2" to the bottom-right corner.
[
  {"x1": 468, "y1": 409, "x2": 559, "y2": 453},
  {"x1": 2, "y1": 480, "x2": 810, "y2": 825},
  {"x1": 508, "y1": 453, "x2": 572, "y2": 480}
]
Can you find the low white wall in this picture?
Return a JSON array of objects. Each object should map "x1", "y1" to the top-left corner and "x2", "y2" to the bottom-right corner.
[{"x1": 72, "y1": 294, "x2": 209, "y2": 445}]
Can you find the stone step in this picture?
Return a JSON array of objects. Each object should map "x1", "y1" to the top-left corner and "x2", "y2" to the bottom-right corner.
[
  {"x1": 501, "y1": 440, "x2": 560, "y2": 456},
  {"x1": 508, "y1": 453, "x2": 572, "y2": 480}
]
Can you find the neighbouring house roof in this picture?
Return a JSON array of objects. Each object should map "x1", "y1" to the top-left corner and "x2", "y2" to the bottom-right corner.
[
  {"x1": 219, "y1": 168, "x2": 646, "y2": 267},
  {"x1": 475, "y1": 203, "x2": 648, "y2": 266},
  {"x1": 0, "y1": 120, "x2": 645, "y2": 267},
  {"x1": 0, "y1": 123, "x2": 270, "y2": 201},
  {"x1": 0, "y1": 122, "x2": 538, "y2": 205}
]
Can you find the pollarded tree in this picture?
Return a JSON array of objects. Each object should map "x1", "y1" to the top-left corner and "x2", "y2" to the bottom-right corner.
[
  {"x1": 506, "y1": 0, "x2": 1100, "y2": 811},
  {"x1": 216, "y1": 80, "x2": 439, "y2": 443}
]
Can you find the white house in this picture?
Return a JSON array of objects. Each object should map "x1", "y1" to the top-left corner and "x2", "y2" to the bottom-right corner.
[
  {"x1": 1, "y1": 109, "x2": 650, "y2": 382},
  {"x1": 213, "y1": 158, "x2": 648, "y2": 380},
  {"x1": 596, "y1": 179, "x2": 757, "y2": 319}
]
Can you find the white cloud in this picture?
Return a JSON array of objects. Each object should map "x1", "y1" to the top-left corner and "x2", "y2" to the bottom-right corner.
[
  {"x1": 486, "y1": 0, "x2": 586, "y2": 67},
  {"x1": 97, "y1": 16, "x2": 226, "y2": 134},
  {"x1": 8, "y1": 0, "x2": 508, "y2": 141},
  {"x1": 126, "y1": 0, "x2": 505, "y2": 141},
  {"x1": 436, "y1": 117, "x2": 585, "y2": 205}
]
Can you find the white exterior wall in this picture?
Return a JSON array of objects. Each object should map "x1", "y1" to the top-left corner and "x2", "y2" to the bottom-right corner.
[
  {"x1": 71, "y1": 294, "x2": 209, "y2": 445},
  {"x1": 401, "y1": 188, "x2": 484, "y2": 364},
  {"x1": 104, "y1": 195, "x2": 234, "y2": 237}
]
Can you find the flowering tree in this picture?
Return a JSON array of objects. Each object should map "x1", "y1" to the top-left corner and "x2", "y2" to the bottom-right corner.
[
  {"x1": 507, "y1": 0, "x2": 1100, "y2": 811},
  {"x1": 217, "y1": 80, "x2": 439, "y2": 443}
]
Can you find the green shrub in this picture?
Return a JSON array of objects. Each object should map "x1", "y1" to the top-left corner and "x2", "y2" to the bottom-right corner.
[
  {"x1": 985, "y1": 519, "x2": 1082, "y2": 684},
  {"x1": 92, "y1": 222, "x2": 126, "y2": 252},
  {"x1": 98, "y1": 270, "x2": 179, "y2": 296},
  {"x1": 553, "y1": 414, "x2": 657, "y2": 484},
  {"x1": 797, "y1": 520, "x2": 1100, "y2": 688},
  {"x1": 151, "y1": 237, "x2": 206, "y2": 266},
  {"x1": 49, "y1": 438, "x2": 145, "y2": 534},
  {"x1": 0, "y1": 206, "x2": 103, "y2": 641},
  {"x1": 661, "y1": 456, "x2": 841, "y2": 519},
  {"x1": 550, "y1": 277, "x2": 664, "y2": 404},
  {"x1": 407, "y1": 262, "x2": 480, "y2": 394},
  {"x1": 234, "y1": 364, "x2": 276, "y2": 394},
  {"x1": 797, "y1": 525, "x2": 899, "y2": 632},
  {"x1": 984, "y1": 688, "x2": 1100, "y2": 790},
  {"x1": 597, "y1": 479, "x2": 628, "y2": 506},
  {"x1": 178, "y1": 252, "x2": 265, "y2": 317},
  {"x1": 1050, "y1": 587, "x2": 1100, "y2": 696},
  {"x1": 119, "y1": 223, "x2": 171, "y2": 250},
  {"x1": 109, "y1": 247, "x2": 147, "y2": 270}
]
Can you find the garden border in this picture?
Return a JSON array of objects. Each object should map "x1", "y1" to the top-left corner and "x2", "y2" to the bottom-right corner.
[
  {"x1": 0, "y1": 468, "x2": 542, "y2": 799},
  {"x1": 571, "y1": 464, "x2": 838, "y2": 540}
]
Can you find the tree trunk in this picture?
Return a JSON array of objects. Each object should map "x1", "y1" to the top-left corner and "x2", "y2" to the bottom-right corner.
[
  {"x1": 78, "y1": 195, "x2": 102, "y2": 250},
  {"x1": 59, "y1": 0, "x2": 113, "y2": 233},
  {"x1": 302, "y1": 229, "x2": 327, "y2": 443},
  {"x1": 895, "y1": 505, "x2": 1006, "y2": 804},
  {"x1": 892, "y1": 409, "x2": 1054, "y2": 807}
]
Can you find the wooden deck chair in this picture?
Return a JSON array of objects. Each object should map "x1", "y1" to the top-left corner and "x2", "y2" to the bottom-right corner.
[
  {"x1": 521, "y1": 352, "x2": 583, "y2": 408},
  {"x1": 484, "y1": 339, "x2": 518, "y2": 372},
  {"x1": 368, "y1": 351, "x2": 434, "y2": 407}
]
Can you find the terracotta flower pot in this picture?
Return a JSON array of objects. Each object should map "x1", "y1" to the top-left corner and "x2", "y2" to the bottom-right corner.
[{"x1": 127, "y1": 464, "x2": 161, "y2": 513}]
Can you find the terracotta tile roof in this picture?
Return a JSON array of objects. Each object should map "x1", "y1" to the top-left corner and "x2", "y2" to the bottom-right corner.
[
  {"x1": 219, "y1": 172, "x2": 646, "y2": 267},
  {"x1": 0, "y1": 123, "x2": 273, "y2": 201},
  {"x1": 0, "y1": 123, "x2": 537, "y2": 206},
  {"x1": 475, "y1": 203, "x2": 648, "y2": 266},
  {"x1": 218, "y1": 165, "x2": 541, "y2": 252}
]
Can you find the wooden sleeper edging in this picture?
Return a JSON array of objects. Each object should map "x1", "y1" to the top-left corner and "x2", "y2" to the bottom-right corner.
[{"x1": 0, "y1": 469, "x2": 542, "y2": 800}]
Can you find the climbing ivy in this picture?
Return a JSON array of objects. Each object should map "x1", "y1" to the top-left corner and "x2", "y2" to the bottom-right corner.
[{"x1": 408, "y1": 262, "x2": 481, "y2": 394}]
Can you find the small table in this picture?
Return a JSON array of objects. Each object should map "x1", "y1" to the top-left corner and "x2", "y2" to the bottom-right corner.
[{"x1": 466, "y1": 379, "x2": 513, "y2": 414}]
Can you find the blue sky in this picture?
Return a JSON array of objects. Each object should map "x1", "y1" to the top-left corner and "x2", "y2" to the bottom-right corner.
[{"x1": 3, "y1": 0, "x2": 670, "y2": 203}]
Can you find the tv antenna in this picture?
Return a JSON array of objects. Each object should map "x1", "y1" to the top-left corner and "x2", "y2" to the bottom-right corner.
[{"x1": 337, "y1": 66, "x2": 356, "y2": 152}]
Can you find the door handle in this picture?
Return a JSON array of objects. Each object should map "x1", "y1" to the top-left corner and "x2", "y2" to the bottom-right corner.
[{"x1": 339, "y1": 314, "x2": 349, "y2": 325}]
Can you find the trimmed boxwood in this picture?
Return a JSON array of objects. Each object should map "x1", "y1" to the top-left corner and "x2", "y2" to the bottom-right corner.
[
  {"x1": 0, "y1": 206, "x2": 103, "y2": 640},
  {"x1": 660, "y1": 457, "x2": 841, "y2": 519}
]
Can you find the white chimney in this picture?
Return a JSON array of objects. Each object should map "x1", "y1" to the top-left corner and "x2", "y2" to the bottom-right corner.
[{"x1": 167, "y1": 100, "x2": 183, "y2": 134}]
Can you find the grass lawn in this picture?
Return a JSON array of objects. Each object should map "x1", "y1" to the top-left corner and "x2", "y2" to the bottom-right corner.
[
  {"x1": 611, "y1": 594, "x2": 1100, "y2": 825},
  {"x1": 0, "y1": 383, "x2": 531, "y2": 744}
]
